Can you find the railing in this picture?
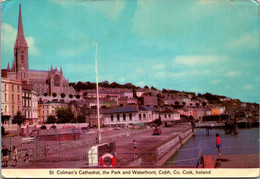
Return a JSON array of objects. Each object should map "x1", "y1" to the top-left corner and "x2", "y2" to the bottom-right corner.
[{"x1": 163, "y1": 138, "x2": 259, "y2": 167}]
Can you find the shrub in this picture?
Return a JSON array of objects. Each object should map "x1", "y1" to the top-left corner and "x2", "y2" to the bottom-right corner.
[
  {"x1": 60, "y1": 93, "x2": 66, "y2": 98},
  {"x1": 41, "y1": 125, "x2": 47, "y2": 130},
  {"x1": 52, "y1": 92, "x2": 57, "y2": 97},
  {"x1": 50, "y1": 125, "x2": 56, "y2": 129}
]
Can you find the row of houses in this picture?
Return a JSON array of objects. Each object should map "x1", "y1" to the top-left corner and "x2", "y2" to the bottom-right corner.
[{"x1": 1, "y1": 77, "x2": 38, "y2": 124}]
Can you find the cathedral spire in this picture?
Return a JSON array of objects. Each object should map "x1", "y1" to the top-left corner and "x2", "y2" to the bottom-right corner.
[
  {"x1": 51, "y1": 64, "x2": 53, "y2": 71},
  {"x1": 14, "y1": 4, "x2": 28, "y2": 48},
  {"x1": 11, "y1": 61, "x2": 15, "y2": 71},
  {"x1": 7, "y1": 63, "x2": 10, "y2": 71},
  {"x1": 60, "y1": 66, "x2": 63, "y2": 74}
]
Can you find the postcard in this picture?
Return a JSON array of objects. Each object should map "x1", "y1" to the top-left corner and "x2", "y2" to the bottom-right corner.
[{"x1": 1, "y1": 0, "x2": 259, "y2": 178}]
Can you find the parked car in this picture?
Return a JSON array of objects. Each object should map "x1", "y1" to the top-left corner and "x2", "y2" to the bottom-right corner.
[{"x1": 152, "y1": 127, "x2": 162, "y2": 135}]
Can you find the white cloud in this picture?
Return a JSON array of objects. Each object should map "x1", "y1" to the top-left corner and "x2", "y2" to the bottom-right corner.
[
  {"x1": 174, "y1": 55, "x2": 226, "y2": 66},
  {"x1": 1, "y1": 23, "x2": 38, "y2": 56},
  {"x1": 225, "y1": 71, "x2": 240, "y2": 77},
  {"x1": 1, "y1": 23, "x2": 16, "y2": 51},
  {"x1": 62, "y1": 63, "x2": 94, "y2": 73},
  {"x1": 243, "y1": 84, "x2": 254, "y2": 90},
  {"x1": 135, "y1": 67, "x2": 145, "y2": 74},
  {"x1": 226, "y1": 29, "x2": 259, "y2": 50},
  {"x1": 136, "y1": 81, "x2": 145, "y2": 87},
  {"x1": 118, "y1": 77, "x2": 126, "y2": 83},
  {"x1": 56, "y1": 44, "x2": 89, "y2": 58},
  {"x1": 52, "y1": 0, "x2": 125, "y2": 21},
  {"x1": 210, "y1": 80, "x2": 221, "y2": 85},
  {"x1": 26, "y1": 36, "x2": 38, "y2": 55},
  {"x1": 153, "y1": 64, "x2": 165, "y2": 70}
]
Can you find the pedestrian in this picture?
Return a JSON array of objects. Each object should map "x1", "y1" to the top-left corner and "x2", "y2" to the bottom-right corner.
[
  {"x1": 133, "y1": 140, "x2": 137, "y2": 152},
  {"x1": 2, "y1": 145, "x2": 11, "y2": 167},
  {"x1": 216, "y1": 133, "x2": 221, "y2": 157},
  {"x1": 45, "y1": 144, "x2": 50, "y2": 159},
  {"x1": 24, "y1": 152, "x2": 29, "y2": 163},
  {"x1": 12, "y1": 146, "x2": 18, "y2": 167}
]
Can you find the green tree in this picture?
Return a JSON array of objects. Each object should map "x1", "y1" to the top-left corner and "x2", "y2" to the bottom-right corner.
[
  {"x1": 43, "y1": 92, "x2": 48, "y2": 97},
  {"x1": 60, "y1": 93, "x2": 66, "y2": 98},
  {"x1": 69, "y1": 94, "x2": 73, "y2": 98},
  {"x1": 154, "y1": 116, "x2": 162, "y2": 126},
  {"x1": 144, "y1": 86, "x2": 149, "y2": 89},
  {"x1": 162, "y1": 88, "x2": 168, "y2": 93},
  {"x1": 46, "y1": 115, "x2": 56, "y2": 124},
  {"x1": 75, "y1": 115, "x2": 86, "y2": 123},
  {"x1": 52, "y1": 92, "x2": 57, "y2": 97},
  {"x1": 12, "y1": 111, "x2": 25, "y2": 126},
  {"x1": 75, "y1": 94, "x2": 80, "y2": 99},
  {"x1": 151, "y1": 86, "x2": 157, "y2": 90},
  {"x1": 56, "y1": 107, "x2": 75, "y2": 123}
]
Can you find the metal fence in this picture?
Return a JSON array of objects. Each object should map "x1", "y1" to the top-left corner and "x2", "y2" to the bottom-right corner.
[{"x1": 163, "y1": 138, "x2": 259, "y2": 167}]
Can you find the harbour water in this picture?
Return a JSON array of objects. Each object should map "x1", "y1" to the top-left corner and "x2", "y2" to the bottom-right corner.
[{"x1": 164, "y1": 127, "x2": 259, "y2": 167}]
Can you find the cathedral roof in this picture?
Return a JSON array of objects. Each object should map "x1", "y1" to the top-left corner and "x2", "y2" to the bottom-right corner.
[{"x1": 14, "y1": 4, "x2": 28, "y2": 48}]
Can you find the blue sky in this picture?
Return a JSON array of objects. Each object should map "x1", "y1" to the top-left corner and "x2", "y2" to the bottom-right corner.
[{"x1": 1, "y1": 0, "x2": 259, "y2": 103}]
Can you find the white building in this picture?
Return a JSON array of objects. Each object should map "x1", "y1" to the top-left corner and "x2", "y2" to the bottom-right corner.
[
  {"x1": 41, "y1": 102, "x2": 68, "y2": 123},
  {"x1": 1, "y1": 77, "x2": 22, "y2": 124},
  {"x1": 159, "y1": 108, "x2": 180, "y2": 126},
  {"x1": 102, "y1": 106, "x2": 158, "y2": 126}
]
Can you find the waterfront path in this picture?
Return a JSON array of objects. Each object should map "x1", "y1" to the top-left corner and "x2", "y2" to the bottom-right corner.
[
  {"x1": 212, "y1": 154, "x2": 259, "y2": 168},
  {"x1": 2, "y1": 124, "x2": 192, "y2": 168}
]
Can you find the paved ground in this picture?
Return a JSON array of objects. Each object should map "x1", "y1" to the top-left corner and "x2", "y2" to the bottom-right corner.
[
  {"x1": 212, "y1": 154, "x2": 259, "y2": 168},
  {"x1": 1, "y1": 124, "x2": 191, "y2": 168}
]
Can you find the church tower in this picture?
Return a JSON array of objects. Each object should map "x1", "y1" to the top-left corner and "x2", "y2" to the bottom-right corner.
[{"x1": 13, "y1": 4, "x2": 28, "y2": 79}]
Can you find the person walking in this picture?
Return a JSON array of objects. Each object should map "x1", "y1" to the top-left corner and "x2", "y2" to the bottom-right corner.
[
  {"x1": 12, "y1": 146, "x2": 18, "y2": 167},
  {"x1": 45, "y1": 144, "x2": 50, "y2": 159},
  {"x1": 133, "y1": 140, "x2": 137, "y2": 152},
  {"x1": 216, "y1": 133, "x2": 221, "y2": 157},
  {"x1": 2, "y1": 145, "x2": 11, "y2": 167}
]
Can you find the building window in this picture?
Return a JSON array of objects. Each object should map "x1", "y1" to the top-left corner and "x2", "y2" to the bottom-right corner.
[
  {"x1": 129, "y1": 113, "x2": 132, "y2": 120},
  {"x1": 12, "y1": 85, "x2": 14, "y2": 92},
  {"x1": 12, "y1": 94, "x2": 14, "y2": 102},
  {"x1": 168, "y1": 114, "x2": 171, "y2": 118},
  {"x1": 5, "y1": 106, "x2": 7, "y2": 113},
  {"x1": 5, "y1": 84, "x2": 7, "y2": 90},
  {"x1": 123, "y1": 114, "x2": 126, "y2": 121},
  {"x1": 165, "y1": 114, "x2": 167, "y2": 118},
  {"x1": 117, "y1": 114, "x2": 120, "y2": 121},
  {"x1": 54, "y1": 75, "x2": 60, "y2": 86},
  {"x1": 18, "y1": 106, "x2": 20, "y2": 112},
  {"x1": 143, "y1": 114, "x2": 146, "y2": 120},
  {"x1": 17, "y1": 86, "x2": 20, "y2": 92},
  {"x1": 17, "y1": 95, "x2": 20, "y2": 103},
  {"x1": 139, "y1": 114, "x2": 142, "y2": 120},
  {"x1": 12, "y1": 106, "x2": 14, "y2": 115},
  {"x1": 5, "y1": 94, "x2": 7, "y2": 102},
  {"x1": 21, "y1": 55, "x2": 24, "y2": 63},
  {"x1": 110, "y1": 115, "x2": 113, "y2": 122}
]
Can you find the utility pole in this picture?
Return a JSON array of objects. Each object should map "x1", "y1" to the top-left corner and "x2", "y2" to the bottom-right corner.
[{"x1": 95, "y1": 43, "x2": 101, "y2": 144}]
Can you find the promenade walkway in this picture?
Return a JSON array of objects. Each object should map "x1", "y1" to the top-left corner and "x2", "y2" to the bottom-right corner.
[{"x1": 3, "y1": 124, "x2": 191, "y2": 168}]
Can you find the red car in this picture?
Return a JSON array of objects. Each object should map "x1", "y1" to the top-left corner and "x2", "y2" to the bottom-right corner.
[{"x1": 152, "y1": 127, "x2": 162, "y2": 135}]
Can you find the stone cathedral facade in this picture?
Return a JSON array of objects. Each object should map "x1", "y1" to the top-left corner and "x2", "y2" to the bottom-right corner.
[{"x1": 6, "y1": 5, "x2": 76, "y2": 96}]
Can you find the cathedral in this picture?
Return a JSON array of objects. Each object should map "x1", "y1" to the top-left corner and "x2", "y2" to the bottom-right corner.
[{"x1": 6, "y1": 5, "x2": 76, "y2": 96}]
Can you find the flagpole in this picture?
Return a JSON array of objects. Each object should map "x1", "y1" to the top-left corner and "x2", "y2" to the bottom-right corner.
[{"x1": 95, "y1": 43, "x2": 101, "y2": 144}]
